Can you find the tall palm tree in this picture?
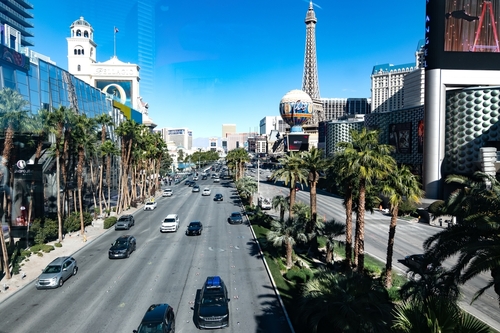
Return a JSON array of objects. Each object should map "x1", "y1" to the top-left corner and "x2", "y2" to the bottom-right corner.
[
  {"x1": 301, "y1": 147, "x2": 331, "y2": 235},
  {"x1": 297, "y1": 269, "x2": 393, "y2": 333},
  {"x1": 267, "y1": 217, "x2": 307, "y2": 268},
  {"x1": 271, "y1": 152, "x2": 308, "y2": 219},
  {"x1": 272, "y1": 195, "x2": 289, "y2": 221},
  {"x1": 226, "y1": 148, "x2": 249, "y2": 181},
  {"x1": 94, "y1": 113, "x2": 114, "y2": 211},
  {"x1": 424, "y1": 172, "x2": 500, "y2": 306},
  {"x1": 331, "y1": 149, "x2": 357, "y2": 269},
  {"x1": 381, "y1": 165, "x2": 423, "y2": 288},
  {"x1": 337, "y1": 128, "x2": 395, "y2": 272},
  {"x1": 235, "y1": 176, "x2": 258, "y2": 206},
  {"x1": 99, "y1": 140, "x2": 118, "y2": 214}
]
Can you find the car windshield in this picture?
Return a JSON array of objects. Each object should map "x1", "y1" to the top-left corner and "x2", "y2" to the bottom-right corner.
[
  {"x1": 43, "y1": 265, "x2": 61, "y2": 273},
  {"x1": 137, "y1": 322, "x2": 164, "y2": 333},
  {"x1": 189, "y1": 223, "x2": 201, "y2": 228},
  {"x1": 201, "y1": 295, "x2": 225, "y2": 306},
  {"x1": 164, "y1": 218, "x2": 175, "y2": 223},
  {"x1": 232, "y1": 213, "x2": 241, "y2": 217},
  {"x1": 114, "y1": 239, "x2": 128, "y2": 246}
]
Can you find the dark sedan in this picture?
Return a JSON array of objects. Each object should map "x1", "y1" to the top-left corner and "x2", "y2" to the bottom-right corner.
[
  {"x1": 213, "y1": 193, "x2": 223, "y2": 201},
  {"x1": 228, "y1": 212, "x2": 243, "y2": 224},
  {"x1": 109, "y1": 235, "x2": 136, "y2": 259},
  {"x1": 186, "y1": 221, "x2": 203, "y2": 236}
]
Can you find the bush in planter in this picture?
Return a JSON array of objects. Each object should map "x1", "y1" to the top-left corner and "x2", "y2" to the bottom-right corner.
[
  {"x1": 285, "y1": 267, "x2": 314, "y2": 283},
  {"x1": 65, "y1": 212, "x2": 94, "y2": 233},
  {"x1": 103, "y1": 216, "x2": 117, "y2": 229},
  {"x1": 43, "y1": 218, "x2": 58, "y2": 242}
]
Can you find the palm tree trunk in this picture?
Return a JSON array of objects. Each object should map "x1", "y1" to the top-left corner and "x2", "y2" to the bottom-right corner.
[
  {"x1": 286, "y1": 241, "x2": 293, "y2": 268},
  {"x1": 289, "y1": 187, "x2": 295, "y2": 219},
  {"x1": 355, "y1": 178, "x2": 367, "y2": 272},
  {"x1": 0, "y1": 226, "x2": 10, "y2": 279},
  {"x1": 77, "y1": 148, "x2": 85, "y2": 235},
  {"x1": 325, "y1": 241, "x2": 333, "y2": 264},
  {"x1": 384, "y1": 206, "x2": 399, "y2": 288},
  {"x1": 56, "y1": 152, "x2": 63, "y2": 242},
  {"x1": 344, "y1": 184, "x2": 353, "y2": 269}
]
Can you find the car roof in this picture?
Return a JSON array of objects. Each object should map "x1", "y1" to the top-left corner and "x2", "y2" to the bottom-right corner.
[
  {"x1": 49, "y1": 256, "x2": 72, "y2": 265},
  {"x1": 140, "y1": 303, "x2": 172, "y2": 323},
  {"x1": 116, "y1": 235, "x2": 133, "y2": 240},
  {"x1": 166, "y1": 214, "x2": 177, "y2": 218},
  {"x1": 189, "y1": 221, "x2": 202, "y2": 224},
  {"x1": 231, "y1": 212, "x2": 241, "y2": 215}
]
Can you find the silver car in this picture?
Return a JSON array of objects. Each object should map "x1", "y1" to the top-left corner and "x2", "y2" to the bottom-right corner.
[{"x1": 35, "y1": 256, "x2": 78, "y2": 289}]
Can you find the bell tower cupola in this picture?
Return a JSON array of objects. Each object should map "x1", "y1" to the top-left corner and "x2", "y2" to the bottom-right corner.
[{"x1": 67, "y1": 16, "x2": 97, "y2": 84}]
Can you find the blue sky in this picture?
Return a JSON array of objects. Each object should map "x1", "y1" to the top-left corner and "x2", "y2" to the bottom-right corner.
[{"x1": 30, "y1": 0, "x2": 425, "y2": 138}]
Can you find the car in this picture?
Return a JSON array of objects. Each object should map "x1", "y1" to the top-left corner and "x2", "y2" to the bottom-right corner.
[
  {"x1": 213, "y1": 193, "x2": 223, "y2": 201},
  {"x1": 185, "y1": 180, "x2": 193, "y2": 186},
  {"x1": 196, "y1": 276, "x2": 230, "y2": 329},
  {"x1": 202, "y1": 175, "x2": 207, "y2": 180},
  {"x1": 404, "y1": 254, "x2": 435, "y2": 273},
  {"x1": 228, "y1": 212, "x2": 243, "y2": 224},
  {"x1": 115, "y1": 214, "x2": 135, "y2": 230},
  {"x1": 258, "y1": 197, "x2": 272, "y2": 210},
  {"x1": 192, "y1": 185, "x2": 201, "y2": 192},
  {"x1": 186, "y1": 221, "x2": 203, "y2": 236},
  {"x1": 189, "y1": 182, "x2": 196, "y2": 187},
  {"x1": 202, "y1": 188, "x2": 211, "y2": 196},
  {"x1": 35, "y1": 256, "x2": 78, "y2": 289},
  {"x1": 213, "y1": 177, "x2": 220, "y2": 183},
  {"x1": 193, "y1": 176, "x2": 199, "y2": 181},
  {"x1": 211, "y1": 174, "x2": 217, "y2": 179},
  {"x1": 133, "y1": 303, "x2": 175, "y2": 333},
  {"x1": 160, "y1": 214, "x2": 180, "y2": 232},
  {"x1": 108, "y1": 235, "x2": 136, "y2": 259},
  {"x1": 144, "y1": 201, "x2": 157, "y2": 210},
  {"x1": 162, "y1": 189, "x2": 173, "y2": 197}
]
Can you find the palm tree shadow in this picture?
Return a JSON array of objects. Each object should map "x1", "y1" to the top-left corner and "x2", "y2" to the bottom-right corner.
[
  {"x1": 190, "y1": 289, "x2": 202, "y2": 329},
  {"x1": 247, "y1": 240, "x2": 263, "y2": 259},
  {"x1": 254, "y1": 287, "x2": 293, "y2": 333}
]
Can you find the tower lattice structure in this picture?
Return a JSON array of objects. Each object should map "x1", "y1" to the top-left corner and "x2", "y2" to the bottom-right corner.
[{"x1": 302, "y1": 1, "x2": 324, "y2": 125}]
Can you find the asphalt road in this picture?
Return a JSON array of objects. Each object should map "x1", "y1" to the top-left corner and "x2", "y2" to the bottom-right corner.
[
  {"x1": 253, "y1": 168, "x2": 500, "y2": 331},
  {"x1": 0, "y1": 176, "x2": 292, "y2": 333}
]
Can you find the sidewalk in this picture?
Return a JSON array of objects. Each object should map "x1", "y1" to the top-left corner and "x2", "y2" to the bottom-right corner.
[{"x1": 0, "y1": 205, "x2": 142, "y2": 304}]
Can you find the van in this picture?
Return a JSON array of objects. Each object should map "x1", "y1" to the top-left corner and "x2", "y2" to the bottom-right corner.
[{"x1": 160, "y1": 214, "x2": 179, "y2": 233}]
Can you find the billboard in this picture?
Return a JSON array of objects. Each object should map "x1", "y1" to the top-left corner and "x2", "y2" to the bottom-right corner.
[
  {"x1": 389, "y1": 123, "x2": 412, "y2": 154},
  {"x1": 425, "y1": 0, "x2": 500, "y2": 70},
  {"x1": 286, "y1": 134, "x2": 309, "y2": 152}
]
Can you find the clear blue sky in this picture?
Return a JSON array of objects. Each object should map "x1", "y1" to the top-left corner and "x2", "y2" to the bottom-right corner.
[{"x1": 30, "y1": 0, "x2": 425, "y2": 138}]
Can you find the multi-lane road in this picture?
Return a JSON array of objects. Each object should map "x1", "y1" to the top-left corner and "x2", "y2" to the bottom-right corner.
[{"x1": 0, "y1": 176, "x2": 292, "y2": 333}]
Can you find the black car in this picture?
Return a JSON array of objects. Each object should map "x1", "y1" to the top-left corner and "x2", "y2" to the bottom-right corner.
[
  {"x1": 186, "y1": 221, "x2": 203, "y2": 236},
  {"x1": 133, "y1": 304, "x2": 175, "y2": 333},
  {"x1": 202, "y1": 175, "x2": 207, "y2": 180},
  {"x1": 404, "y1": 254, "x2": 435, "y2": 273},
  {"x1": 109, "y1": 235, "x2": 136, "y2": 259},
  {"x1": 184, "y1": 180, "x2": 192, "y2": 186},
  {"x1": 196, "y1": 276, "x2": 229, "y2": 329},
  {"x1": 228, "y1": 212, "x2": 243, "y2": 224},
  {"x1": 114, "y1": 214, "x2": 135, "y2": 230},
  {"x1": 213, "y1": 193, "x2": 223, "y2": 201},
  {"x1": 189, "y1": 182, "x2": 197, "y2": 187}
]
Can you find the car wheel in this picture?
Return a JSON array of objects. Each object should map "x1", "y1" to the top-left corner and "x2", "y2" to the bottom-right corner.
[
  {"x1": 126, "y1": 251, "x2": 130, "y2": 258},
  {"x1": 58, "y1": 278, "x2": 64, "y2": 287},
  {"x1": 73, "y1": 267, "x2": 78, "y2": 275}
]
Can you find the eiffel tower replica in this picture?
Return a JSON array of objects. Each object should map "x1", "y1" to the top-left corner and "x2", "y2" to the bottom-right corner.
[{"x1": 302, "y1": 1, "x2": 324, "y2": 132}]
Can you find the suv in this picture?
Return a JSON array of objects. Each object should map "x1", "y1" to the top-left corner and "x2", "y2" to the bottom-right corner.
[
  {"x1": 108, "y1": 235, "x2": 136, "y2": 259},
  {"x1": 161, "y1": 214, "x2": 180, "y2": 232},
  {"x1": 162, "y1": 189, "x2": 173, "y2": 197},
  {"x1": 133, "y1": 303, "x2": 175, "y2": 333},
  {"x1": 115, "y1": 214, "x2": 135, "y2": 230},
  {"x1": 196, "y1": 276, "x2": 229, "y2": 329},
  {"x1": 35, "y1": 256, "x2": 78, "y2": 289}
]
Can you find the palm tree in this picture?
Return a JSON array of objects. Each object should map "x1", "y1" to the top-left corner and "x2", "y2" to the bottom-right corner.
[
  {"x1": 236, "y1": 176, "x2": 258, "y2": 206},
  {"x1": 381, "y1": 165, "x2": 423, "y2": 288},
  {"x1": 423, "y1": 172, "x2": 500, "y2": 306},
  {"x1": 99, "y1": 140, "x2": 118, "y2": 214},
  {"x1": 272, "y1": 195, "x2": 289, "y2": 221},
  {"x1": 301, "y1": 147, "x2": 330, "y2": 236},
  {"x1": 271, "y1": 152, "x2": 308, "y2": 219},
  {"x1": 267, "y1": 217, "x2": 307, "y2": 268},
  {"x1": 331, "y1": 149, "x2": 357, "y2": 269},
  {"x1": 94, "y1": 113, "x2": 114, "y2": 211},
  {"x1": 320, "y1": 219, "x2": 346, "y2": 264},
  {"x1": 392, "y1": 296, "x2": 490, "y2": 333},
  {"x1": 226, "y1": 148, "x2": 249, "y2": 181},
  {"x1": 297, "y1": 269, "x2": 393, "y2": 333},
  {"x1": 337, "y1": 128, "x2": 395, "y2": 272}
]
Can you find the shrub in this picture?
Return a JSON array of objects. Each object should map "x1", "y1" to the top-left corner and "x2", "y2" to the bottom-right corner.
[
  {"x1": 427, "y1": 200, "x2": 445, "y2": 215},
  {"x1": 43, "y1": 218, "x2": 58, "y2": 241},
  {"x1": 54, "y1": 242, "x2": 62, "y2": 248},
  {"x1": 34, "y1": 229, "x2": 46, "y2": 245},
  {"x1": 285, "y1": 269, "x2": 306, "y2": 283},
  {"x1": 65, "y1": 211, "x2": 93, "y2": 233},
  {"x1": 398, "y1": 200, "x2": 417, "y2": 216},
  {"x1": 37, "y1": 252, "x2": 43, "y2": 257},
  {"x1": 103, "y1": 216, "x2": 117, "y2": 229}
]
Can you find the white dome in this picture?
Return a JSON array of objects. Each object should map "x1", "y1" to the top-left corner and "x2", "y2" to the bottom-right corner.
[{"x1": 280, "y1": 89, "x2": 312, "y2": 104}]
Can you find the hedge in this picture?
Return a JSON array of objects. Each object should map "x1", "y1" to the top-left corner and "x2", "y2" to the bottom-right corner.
[{"x1": 103, "y1": 216, "x2": 118, "y2": 229}]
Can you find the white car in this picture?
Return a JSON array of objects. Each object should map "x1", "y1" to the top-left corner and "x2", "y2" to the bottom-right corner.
[
  {"x1": 193, "y1": 176, "x2": 199, "y2": 181},
  {"x1": 202, "y1": 188, "x2": 211, "y2": 196},
  {"x1": 162, "y1": 189, "x2": 173, "y2": 197},
  {"x1": 144, "y1": 201, "x2": 157, "y2": 210},
  {"x1": 213, "y1": 177, "x2": 220, "y2": 183}
]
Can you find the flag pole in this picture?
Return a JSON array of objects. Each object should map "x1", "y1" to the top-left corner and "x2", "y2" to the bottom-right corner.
[{"x1": 113, "y1": 27, "x2": 117, "y2": 57}]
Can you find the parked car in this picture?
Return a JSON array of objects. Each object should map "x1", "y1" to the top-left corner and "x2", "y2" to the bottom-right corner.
[
  {"x1": 192, "y1": 185, "x2": 201, "y2": 193},
  {"x1": 196, "y1": 276, "x2": 230, "y2": 329},
  {"x1": 144, "y1": 201, "x2": 157, "y2": 211},
  {"x1": 228, "y1": 212, "x2": 243, "y2": 224},
  {"x1": 186, "y1": 221, "x2": 203, "y2": 236},
  {"x1": 115, "y1": 214, "x2": 135, "y2": 230},
  {"x1": 160, "y1": 214, "x2": 180, "y2": 233},
  {"x1": 108, "y1": 235, "x2": 136, "y2": 259},
  {"x1": 202, "y1": 188, "x2": 211, "y2": 196},
  {"x1": 213, "y1": 193, "x2": 223, "y2": 201},
  {"x1": 133, "y1": 304, "x2": 175, "y2": 333},
  {"x1": 162, "y1": 189, "x2": 173, "y2": 197},
  {"x1": 35, "y1": 256, "x2": 78, "y2": 289}
]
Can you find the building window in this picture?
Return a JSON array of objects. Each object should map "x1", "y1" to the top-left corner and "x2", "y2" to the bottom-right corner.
[
  {"x1": 84, "y1": 31, "x2": 89, "y2": 38},
  {"x1": 77, "y1": 65, "x2": 81, "y2": 71},
  {"x1": 76, "y1": 30, "x2": 81, "y2": 37},
  {"x1": 74, "y1": 49, "x2": 77, "y2": 55}
]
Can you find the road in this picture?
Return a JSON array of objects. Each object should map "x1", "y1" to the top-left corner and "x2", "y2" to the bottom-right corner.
[
  {"x1": 252, "y1": 167, "x2": 500, "y2": 331},
  {"x1": 0, "y1": 175, "x2": 292, "y2": 333}
]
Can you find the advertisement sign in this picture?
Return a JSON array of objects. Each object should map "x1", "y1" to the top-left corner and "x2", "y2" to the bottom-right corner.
[
  {"x1": 286, "y1": 134, "x2": 309, "y2": 152},
  {"x1": 389, "y1": 123, "x2": 412, "y2": 154},
  {"x1": 425, "y1": 0, "x2": 500, "y2": 70}
]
